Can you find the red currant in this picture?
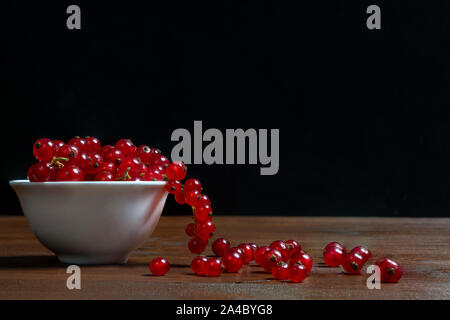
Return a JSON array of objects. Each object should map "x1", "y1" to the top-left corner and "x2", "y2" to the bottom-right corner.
[
  {"x1": 350, "y1": 246, "x2": 371, "y2": 263},
  {"x1": 97, "y1": 162, "x2": 116, "y2": 173},
  {"x1": 341, "y1": 252, "x2": 364, "y2": 275},
  {"x1": 53, "y1": 140, "x2": 65, "y2": 150},
  {"x1": 285, "y1": 240, "x2": 301, "y2": 258},
  {"x1": 77, "y1": 153, "x2": 91, "y2": 172},
  {"x1": 378, "y1": 258, "x2": 403, "y2": 283},
  {"x1": 269, "y1": 240, "x2": 289, "y2": 261},
  {"x1": 185, "y1": 223, "x2": 195, "y2": 236},
  {"x1": 197, "y1": 194, "x2": 211, "y2": 206},
  {"x1": 212, "y1": 238, "x2": 230, "y2": 257},
  {"x1": 55, "y1": 165, "x2": 84, "y2": 181},
  {"x1": 68, "y1": 137, "x2": 88, "y2": 153},
  {"x1": 95, "y1": 171, "x2": 114, "y2": 181},
  {"x1": 238, "y1": 243, "x2": 254, "y2": 264},
  {"x1": 166, "y1": 161, "x2": 187, "y2": 181},
  {"x1": 249, "y1": 243, "x2": 258, "y2": 252},
  {"x1": 262, "y1": 249, "x2": 283, "y2": 272},
  {"x1": 185, "y1": 189, "x2": 201, "y2": 207},
  {"x1": 149, "y1": 257, "x2": 170, "y2": 276},
  {"x1": 205, "y1": 258, "x2": 222, "y2": 277},
  {"x1": 33, "y1": 138, "x2": 56, "y2": 162},
  {"x1": 272, "y1": 261, "x2": 289, "y2": 280},
  {"x1": 323, "y1": 246, "x2": 345, "y2": 267},
  {"x1": 289, "y1": 263, "x2": 307, "y2": 283},
  {"x1": 184, "y1": 178, "x2": 202, "y2": 192},
  {"x1": 85, "y1": 136, "x2": 102, "y2": 153},
  {"x1": 55, "y1": 144, "x2": 80, "y2": 166},
  {"x1": 196, "y1": 221, "x2": 215, "y2": 240},
  {"x1": 85, "y1": 153, "x2": 103, "y2": 175},
  {"x1": 27, "y1": 164, "x2": 36, "y2": 181},
  {"x1": 194, "y1": 204, "x2": 212, "y2": 221},
  {"x1": 324, "y1": 242, "x2": 346, "y2": 255},
  {"x1": 165, "y1": 180, "x2": 182, "y2": 194},
  {"x1": 191, "y1": 256, "x2": 208, "y2": 276},
  {"x1": 290, "y1": 251, "x2": 313, "y2": 274},
  {"x1": 254, "y1": 246, "x2": 270, "y2": 266},
  {"x1": 136, "y1": 145, "x2": 152, "y2": 165},
  {"x1": 103, "y1": 147, "x2": 123, "y2": 165},
  {"x1": 115, "y1": 139, "x2": 136, "y2": 158},
  {"x1": 188, "y1": 236, "x2": 207, "y2": 254},
  {"x1": 174, "y1": 189, "x2": 186, "y2": 204},
  {"x1": 222, "y1": 252, "x2": 243, "y2": 272},
  {"x1": 143, "y1": 168, "x2": 163, "y2": 181},
  {"x1": 30, "y1": 162, "x2": 56, "y2": 182}
]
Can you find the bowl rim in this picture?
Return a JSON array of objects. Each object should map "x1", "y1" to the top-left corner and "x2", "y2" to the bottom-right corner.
[{"x1": 9, "y1": 179, "x2": 167, "y2": 186}]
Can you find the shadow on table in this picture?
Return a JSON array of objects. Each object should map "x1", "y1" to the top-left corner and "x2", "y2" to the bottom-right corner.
[{"x1": 0, "y1": 255, "x2": 61, "y2": 268}]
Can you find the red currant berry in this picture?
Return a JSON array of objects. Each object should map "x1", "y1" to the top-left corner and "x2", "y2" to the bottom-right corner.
[
  {"x1": 55, "y1": 165, "x2": 84, "y2": 181},
  {"x1": 262, "y1": 249, "x2": 283, "y2": 272},
  {"x1": 103, "y1": 147, "x2": 123, "y2": 165},
  {"x1": 269, "y1": 240, "x2": 289, "y2": 261},
  {"x1": 174, "y1": 189, "x2": 186, "y2": 204},
  {"x1": 115, "y1": 139, "x2": 136, "y2": 158},
  {"x1": 324, "y1": 242, "x2": 346, "y2": 254},
  {"x1": 154, "y1": 155, "x2": 170, "y2": 168},
  {"x1": 185, "y1": 223, "x2": 195, "y2": 237},
  {"x1": 238, "y1": 243, "x2": 254, "y2": 264},
  {"x1": 86, "y1": 153, "x2": 103, "y2": 175},
  {"x1": 33, "y1": 138, "x2": 56, "y2": 162},
  {"x1": 197, "y1": 194, "x2": 211, "y2": 206},
  {"x1": 166, "y1": 161, "x2": 187, "y2": 181},
  {"x1": 146, "y1": 168, "x2": 163, "y2": 181},
  {"x1": 341, "y1": 252, "x2": 364, "y2": 275},
  {"x1": 68, "y1": 137, "x2": 88, "y2": 153},
  {"x1": 149, "y1": 257, "x2": 170, "y2": 276},
  {"x1": 188, "y1": 236, "x2": 207, "y2": 254},
  {"x1": 272, "y1": 261, "x2": 289, "y2": 280},
  {"x1": 205, "y1": 258, "x2": 222, "y2": 277},
  {"x1": 184, "y1": 178, "x2": 202, "y2": 192},
  {"x1": 165, "y1": 180, "x2": 182, "y2": 194},
  {"x1": 191, "y1": 256, "x2": 208, "y2": 275},
  {"x1": 136, "y1": 145, "x2": 152, "y2": 165},
  {"x1": 97, "y1": 162, "x2": 117, "y2": 173},
  {"x1": 27, "y1": 164, "x2": 36, "y2": 181},
  {"x1": 31, "y1": 162, "x2": 56, "y2": 182},
  {"x1": 55, "y1": 144, "x2": 80, "y2": 166},
  {"x1": 212, "y1": 238, "x2": 230, "y2": 257},
  {"x1": 254, "y1": 246, "x2": 270, "y2": 266},
  {"x1": 185, "y1": 189, "x2": 201, "y2": 207},
  {"x1": 196, "y1": 221, "x2": 215, "y2": 240},
  {"x1": 285, "y1": 240, "x2": 301, "y2": 258},
  {"x1": 289, "y1": 263, "x2": 307, "y2": 283},
  {"x1": 323, "y1": 246, "x2": 345, "y2": 267},
  {"x1": 378, "y1": 258, "x2": 403, "y2": 283},
  {"x1": 102, "y1": 145, "x2": 115, "y2": 155},
  {"x1": 290, "y1": 252, "x2": 313, "y2": 274},
  {"x1": 249, "y1": 243, "x2": 258, "y2": 252},
  {"x1": 77, "y1": 153, "x2": 92, "y2": 172},
  {"x1": 350, "y1": 246, "x2": 371, "y2": 263},
  {"x1": 375, "y1": 257, "x2": 388, "y2": 266},
  {"x1": 85, "y1": 136, "x2": 102, "y2": 153},
  {"x1": 53, "y1": 140, "x2": 65, "y2": 150},
  {"x1": 95, "y1": 171, "x2": 114, "y2": 181},
  {"x1": 222, "y1": 252, "x2": 243, "y2": 273},
  {"x1": 194, "y1": 204, "x2": 212, "y2": 222},
  {"x1": 146, "y1": 148, "x2": 161, "y2": 165}
]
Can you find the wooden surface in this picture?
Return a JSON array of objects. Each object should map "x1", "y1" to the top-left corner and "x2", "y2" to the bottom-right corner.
[{"x1": 0, "y1": 215, "x2": 449, "y2": 300}]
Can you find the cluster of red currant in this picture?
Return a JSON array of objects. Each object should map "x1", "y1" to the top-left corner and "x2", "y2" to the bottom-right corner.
[
  {"x1": 28, "y1": 137, "x2": 174, "y2": 181},
  {"x1": 323, "y1": 242, "x2": 403, "y2": 282}
]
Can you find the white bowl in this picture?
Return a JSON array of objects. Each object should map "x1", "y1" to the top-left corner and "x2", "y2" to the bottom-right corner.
[{"x1": 9, "y1": 180, "x2": 168, "y2": 265}]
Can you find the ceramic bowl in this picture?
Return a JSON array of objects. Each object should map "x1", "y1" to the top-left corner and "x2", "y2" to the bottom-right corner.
[{"x1": 10, "y1": 180, "x2": 168, "y2": 265}]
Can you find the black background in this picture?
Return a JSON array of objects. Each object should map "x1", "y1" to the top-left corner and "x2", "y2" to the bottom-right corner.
[{"x1": 2, "y1": 0, "x2": 450, "y2": 217}]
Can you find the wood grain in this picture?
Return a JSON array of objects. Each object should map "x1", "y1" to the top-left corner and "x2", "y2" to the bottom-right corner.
[{"x1": 0, "y1": 216, "x2": 449, "y2": 300}]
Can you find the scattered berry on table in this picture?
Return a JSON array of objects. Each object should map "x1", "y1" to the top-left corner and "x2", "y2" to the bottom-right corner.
[
  {"x1": 350, "y1": 246, "x2": 371, "y2": 263},
  {"x1": 205, "y1": 258, "x2": 223, "y2": 277},
  {"x1": 272, "y1": 261, "x2": 289, "y2": 280},
  {"x1": 288, "y1": 263, "x2": 307, "y2": 283},
  {"x1": 377, "y1": 258, "x2": 403, "y2": 283},
  {"x1": 212, "y1": 238, "x2": 230, "y2": 257},
  {"x1": 341, "y1": 252, "x2": 365, "y2": 275},
  {"x1": 191, "y1": 256, "x2": 208, "y2": 275},
  {"x1": 323, "y1": 246, "x2": 345, "y2": 267},
  {"x1": 149, "y1": 257, "x2": 170, "y2": 276},
  {"x1": 222, "y1": 252, "x2": 243, "y2": 273}
]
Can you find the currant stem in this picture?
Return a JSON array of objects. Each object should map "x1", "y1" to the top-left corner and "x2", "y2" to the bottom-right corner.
[
  {"x1": 116, "y1": 167, "x2": 132, "y2": 181},
  {"x1": 50, "y1": 156, "x2": 70, "y2": 168}
]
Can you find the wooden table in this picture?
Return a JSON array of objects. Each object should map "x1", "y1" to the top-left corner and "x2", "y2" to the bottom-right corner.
[{"x1": 0, "y1": 216, "x2": 449, "y2": 300}]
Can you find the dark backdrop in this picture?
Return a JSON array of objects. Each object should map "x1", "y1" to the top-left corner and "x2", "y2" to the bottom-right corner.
[{"x1": 2, "y1": 1, "x2": 450, "y2": 217}]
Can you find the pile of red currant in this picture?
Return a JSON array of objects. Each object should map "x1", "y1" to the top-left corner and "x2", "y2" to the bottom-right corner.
[
  {"x1": 28, "y1": 137, "x2": 176, "y2": 182},
  {"x1": 323, "y1": 242, "x2": 403, "y2": 283}
]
